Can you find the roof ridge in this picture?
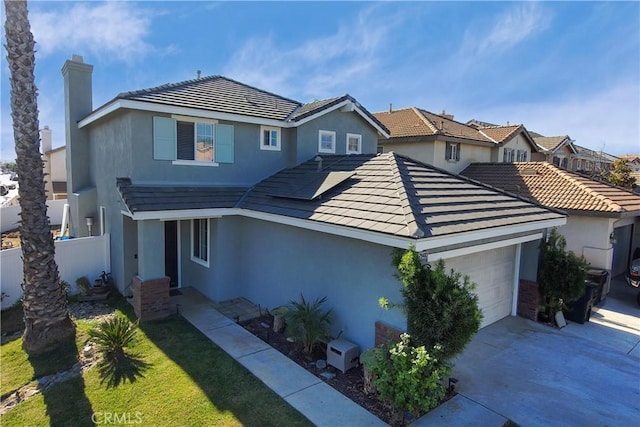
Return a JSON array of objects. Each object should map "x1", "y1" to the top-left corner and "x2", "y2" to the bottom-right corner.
[
  {"x1": 543, "y1": 163, "x2": 623, "y2": 212},
  {"x1": 411, "y1": 107, "x2": 440, "y2": 134},
  {"x1": 119, "y1": 75, "x2": 303, "y2": 106},
  {"x1": 386, "y1": 152, "x2": 424, "y2": 238}
]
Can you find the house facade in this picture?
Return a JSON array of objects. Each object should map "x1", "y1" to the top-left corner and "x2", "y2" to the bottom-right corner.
[
  {"x1": 41, "y1": 126, "x2": 67, "y2": 200},
  {"x1": 374, "y1": 108, "x2": 539, "y2": 175},
  {"x1": 64, "y1": 55, "x2": 566, "y2": 350},
  {"x1": 462, "y1": 162, "x2": 640, "y2": 291}
]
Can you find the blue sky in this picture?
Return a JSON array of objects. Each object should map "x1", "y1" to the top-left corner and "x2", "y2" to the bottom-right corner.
[{"x1": 1, "y1": 1, "x2": 639, "y2": 160}]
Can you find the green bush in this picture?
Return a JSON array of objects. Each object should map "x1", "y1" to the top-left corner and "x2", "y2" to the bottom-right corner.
[
  {"x1": 285, "y1": 294, "x2": 332, "y2": 355},
  {"x1": 538, "y1": 229, "x2": 589, "y2": 314},
  {"x1": 89, "y1": 315, "x2": 138, "y2": 360},
  {"x1": 368, "y1": 333, "x2": 450, "y2": 425},
  {"x1": 383, "y1": 246, "x2": 482, "y2": 361}
]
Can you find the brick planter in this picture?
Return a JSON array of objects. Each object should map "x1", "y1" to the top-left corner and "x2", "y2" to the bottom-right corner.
[
  {"x1": 132, "y1": 276, "x2": 171, "y2": 321},
  {"x1": 374, "y1": 321, "x2": 404, "y2": 347},
  {"x1": 517, "y1": 280, "x2": 541, "y2": 321}
]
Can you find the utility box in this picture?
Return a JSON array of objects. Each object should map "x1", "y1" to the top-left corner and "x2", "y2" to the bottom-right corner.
[{"x1": 327, "y1": 339, "x2": 359, "y2": 373}]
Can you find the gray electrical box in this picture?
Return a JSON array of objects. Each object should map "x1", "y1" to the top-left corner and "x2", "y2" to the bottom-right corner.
[{"x1": 327, "y1": 339, "x2": 359, "y2": 373}]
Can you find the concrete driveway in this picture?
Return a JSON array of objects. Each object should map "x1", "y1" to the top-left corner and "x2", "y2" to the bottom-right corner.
[{"x1": 416, "y1": 277, "x2": 640, "y2": 426}]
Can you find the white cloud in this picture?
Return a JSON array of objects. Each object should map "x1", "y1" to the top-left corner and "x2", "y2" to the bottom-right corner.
[
  {"x1": 474, "y1": 2, "x2": 550, "y2": 54},
  {"x1": 223, "y1": 5, "x2": 403, "y2": 101},
  {"x1": 31, "y1": 2, "x2": 163, "y2": 62}
]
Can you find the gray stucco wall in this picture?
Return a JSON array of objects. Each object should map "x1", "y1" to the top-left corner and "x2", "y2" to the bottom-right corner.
[
  {"x1": 296, "y1": 109, "x2": 379, "y2": 163},
  {"x1": 181, "y1": 216, "x2": 405, "y2": 350}
]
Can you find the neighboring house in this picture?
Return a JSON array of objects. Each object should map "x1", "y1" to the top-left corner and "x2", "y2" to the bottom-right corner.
[
  {"x1": 571, "y1": 144, "x2": 618, "y2": 174},
  {"x1": 64, "y1": 55, "x2": 565, "y2": 350},
  {"x1": 531, "y1": 135, "x2": 576, "y2": 168},
  {"x1": 462, "y1": 162, "x2": 640, "y2": 292},
  {"x1": 374, "y1": 108, "x2": 538, "y2": 175},
  {"x1": 41, "y1": 126, "x2": 67, "y2": 200}
]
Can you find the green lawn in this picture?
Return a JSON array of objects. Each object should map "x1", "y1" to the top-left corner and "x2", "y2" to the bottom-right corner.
[{"x1": 1, "y1": 298, "x2": 311, "y2": 426}]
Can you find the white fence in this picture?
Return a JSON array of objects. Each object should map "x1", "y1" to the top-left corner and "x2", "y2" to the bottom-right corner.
[
  {"x1": 0, "y1": 234, "x2": 110, "y2": 309},
  {"x1": 1, "y1": 199, "x2": 67, "y2": 232}
]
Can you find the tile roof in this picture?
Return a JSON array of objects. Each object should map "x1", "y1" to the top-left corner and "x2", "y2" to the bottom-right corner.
[
  {"x1": 461, "y1": 162, "x2": 640, "y2": 215},
  {"x1": 533, "y1": 136, "x2": 570, "y2": 152},
  {"x1": 240, "y1": 153, "x2": 564, "y2": 238},
  {"x1": 116, "y1": 155, "x2": 564, "y2": 238},
  {"x1": 117, "y1": 178, "x2": 248, "y2": 212},
  {"x1": 118, "y1": 76, "x2": 302, "y2": 121},
  {"x1": 477, "y1": 124, "x2": 523, "y2": 144},
  {"x1": 374, "y1": 108, "x2": 495, "y2": 143}
]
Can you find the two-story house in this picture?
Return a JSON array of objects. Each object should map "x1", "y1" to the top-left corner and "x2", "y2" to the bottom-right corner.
[
  {"x1": 64, "y1": 55, "x2": 565, "y2": 349},
  {"x1": 374, "y1": 108, "x2": 539, "y2": 175}
]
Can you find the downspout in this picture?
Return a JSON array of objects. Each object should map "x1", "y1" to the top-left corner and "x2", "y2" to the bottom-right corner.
[{"x1": 511, "y1": 243, "x2": 522, "y2": 316}]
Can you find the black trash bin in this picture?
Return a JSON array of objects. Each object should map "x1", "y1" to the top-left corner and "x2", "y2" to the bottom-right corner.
[
  {"x1": 586, "y1": 269, "x2": 608, "y2": 305},
  {"x1": 564, "y1": 282, "x2": 599, "y2": 324}
]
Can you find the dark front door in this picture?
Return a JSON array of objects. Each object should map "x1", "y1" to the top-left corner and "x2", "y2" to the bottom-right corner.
[{"x1": 165, "y1": 221, "x2": 178, "y2": 288}]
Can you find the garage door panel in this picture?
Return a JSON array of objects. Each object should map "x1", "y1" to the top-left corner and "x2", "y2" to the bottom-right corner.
[{"x1": 440, "y1": 246, "x2": 514, "y2": 328}]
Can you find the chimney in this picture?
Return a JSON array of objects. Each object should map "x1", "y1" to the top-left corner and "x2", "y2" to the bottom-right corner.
[
  {"x1": 197, "y1": 70, "x2": 201, "y2": 79},
  {"x1": 41, "y1": 126, "x2": 52, "y2": 153},
  {"x1": 440, "y1": 110, "x2": 454, "y2": 121},
  {"x1": 62, "y1": 54, "x2": 93, "y2": 237},
  {"x1": 389, "y1": 103, "x2": 393, "y2": 113}
]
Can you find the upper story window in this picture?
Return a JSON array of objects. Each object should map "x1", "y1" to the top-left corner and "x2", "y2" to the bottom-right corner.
[
  {"x1": 561, "y1": 158, "x2": 568, "y2": 168},
  {"x1": 346, "y1": 133, "x2": 362, "y2": 154},
  {"x1": 260, "y1": 126, "x2": 281, "y2": 151},
  {"x1": 585, "y1": 160, "x2": 591, "y2": 171},
  {"x1": 503, "y1": 148, "x2": 515, "y2": 163},
  {"x1": 576, "y1": 159, "x2": 582, "y2": 170},
  {"x1": 319, "y1": 130, "x2": 336, "y2": 154},
  {"x1": 153, "y1": 116, "x2": 234, "y2": 165},
  {"x1": 516, "y1": 150, "x2": 527, "y2": 162},
  {"x1": 552, "y1": 156, "x2": 561, "y2": 166},
  {"x1": 445, "y1": 142, "x2": 460, "y2": 162},
  {"x1": 191, "y1": 218, "x2": 209, "y2": 267}
]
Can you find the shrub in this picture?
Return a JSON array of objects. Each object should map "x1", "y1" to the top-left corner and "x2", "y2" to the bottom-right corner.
[
  {"x1": 538, "y1": 229, "x2": 589, "y2": 314},
  {"x1": 368, "y1": 333, "x2": 450, "y2": 425},
  {"x1": 382, "y1": 246, "x2": 482, "y2": 361},
  {"x1": 285, "y1": 294, "x2": 332, "y2": 355},
  {"x1": 75, "y1": 276, "x2": 91, "y2": 294},
  {"x1": 89, "y1": 315, "x2": 138, "y2": 360}
]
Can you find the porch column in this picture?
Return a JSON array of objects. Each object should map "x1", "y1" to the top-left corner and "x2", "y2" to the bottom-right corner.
[
  {"x1": 137, "y1": 219, "x2": 165, "y2": 281},
  {"x1": 511, "y1": 243, "x2": 522, "y2": 316}
]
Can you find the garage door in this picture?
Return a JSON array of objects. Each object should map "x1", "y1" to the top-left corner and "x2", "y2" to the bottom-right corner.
[{"x1": 440, "y1": 245, "x2": 515, "y2": 327}]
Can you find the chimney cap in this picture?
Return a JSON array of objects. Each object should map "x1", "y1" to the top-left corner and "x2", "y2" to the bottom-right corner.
[{"x1": 71, "y1": 54, "x2": 84, "y2": 63}]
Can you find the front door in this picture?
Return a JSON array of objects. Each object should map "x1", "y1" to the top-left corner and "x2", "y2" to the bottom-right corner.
[{"x1": 164, "y1": 221, "x2": 178, "y2": 288}]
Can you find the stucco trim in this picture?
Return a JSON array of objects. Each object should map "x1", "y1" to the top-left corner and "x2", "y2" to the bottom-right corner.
[
  {"x1": 426, "y1": 233, "x2": 540, "y2": 261},
  {"x1": 126, "y1": 207, "x2": 565, "y2": 253}
]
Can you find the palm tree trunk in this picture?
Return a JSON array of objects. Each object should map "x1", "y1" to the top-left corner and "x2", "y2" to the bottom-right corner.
[{"x1": 4, "y1": 0, "x2": 75, "y2": 353}]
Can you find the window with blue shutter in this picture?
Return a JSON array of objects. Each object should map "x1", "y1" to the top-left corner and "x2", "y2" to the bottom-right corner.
[
  {"x1": 215, "y1": 124, "x2": 234, "y2": 163},
  {"x1": 153, "y1": 117, "x2": 176, "y2": 160}
]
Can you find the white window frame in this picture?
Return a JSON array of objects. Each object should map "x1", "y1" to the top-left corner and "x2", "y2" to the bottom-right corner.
[
  {"x1": 576, "y1": 159, "x2": 582, "y2": 170},
  {"x1": 190, "y1": 218, "x2": 210, "y2": 268},
  {"x1": 172, "y1": 115, "x2": 220, "y2": 166},
  {"x1": 445, "y1": 142, "x2": 460, "y2": 162},
  {"x1": 318, "y1": 130, "x2": 336, "y2": 154},
  {"x1": 260, "y1": 125, "x2": 281, "y2": 151},
  {"x1": 516, "y1": 150, "x2": 527, "y2": 162},
  {"x1": 346, "y1": 133, "x2": 362, "y2": 154}
]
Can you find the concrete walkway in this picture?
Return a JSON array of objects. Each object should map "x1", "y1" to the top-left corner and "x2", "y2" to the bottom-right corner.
[{"x1": 172, "y1": 288, "x2": 385, "y2": 426}]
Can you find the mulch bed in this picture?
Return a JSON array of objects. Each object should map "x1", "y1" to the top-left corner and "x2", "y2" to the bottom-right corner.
[{"x1": 240, "y1": 313, "x2": 455, "y2": 425}]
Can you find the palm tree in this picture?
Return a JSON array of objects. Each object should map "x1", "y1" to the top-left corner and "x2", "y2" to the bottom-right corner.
[{"x1": 4, "y1": 0, "x2": 75, "y2": 353}]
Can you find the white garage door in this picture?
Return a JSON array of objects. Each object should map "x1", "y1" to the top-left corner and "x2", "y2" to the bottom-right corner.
[{"x1": 440, "y1": 245, "x2": 515, "y2": 327}]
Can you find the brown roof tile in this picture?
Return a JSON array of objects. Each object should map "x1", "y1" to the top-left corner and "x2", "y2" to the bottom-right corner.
[{"x1": 461, "y1": 162, "x2": 640, "y2": 215}]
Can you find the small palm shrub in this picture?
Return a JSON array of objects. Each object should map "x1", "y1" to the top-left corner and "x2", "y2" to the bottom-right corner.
[
  {"x1": 89, "y1": 315, "x2": 138, "y2": 360},
  {"x1": 285, "y1": 294, "x2": 332, "y2": 354}
]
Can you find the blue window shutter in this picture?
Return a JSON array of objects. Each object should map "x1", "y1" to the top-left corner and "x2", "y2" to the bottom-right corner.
[
  {"x1": 153, "y1": 117, "x2": 176, "y2": 160},
  {"x1": 215, "y1": 124, "x2": 234, "y2": 163}
]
